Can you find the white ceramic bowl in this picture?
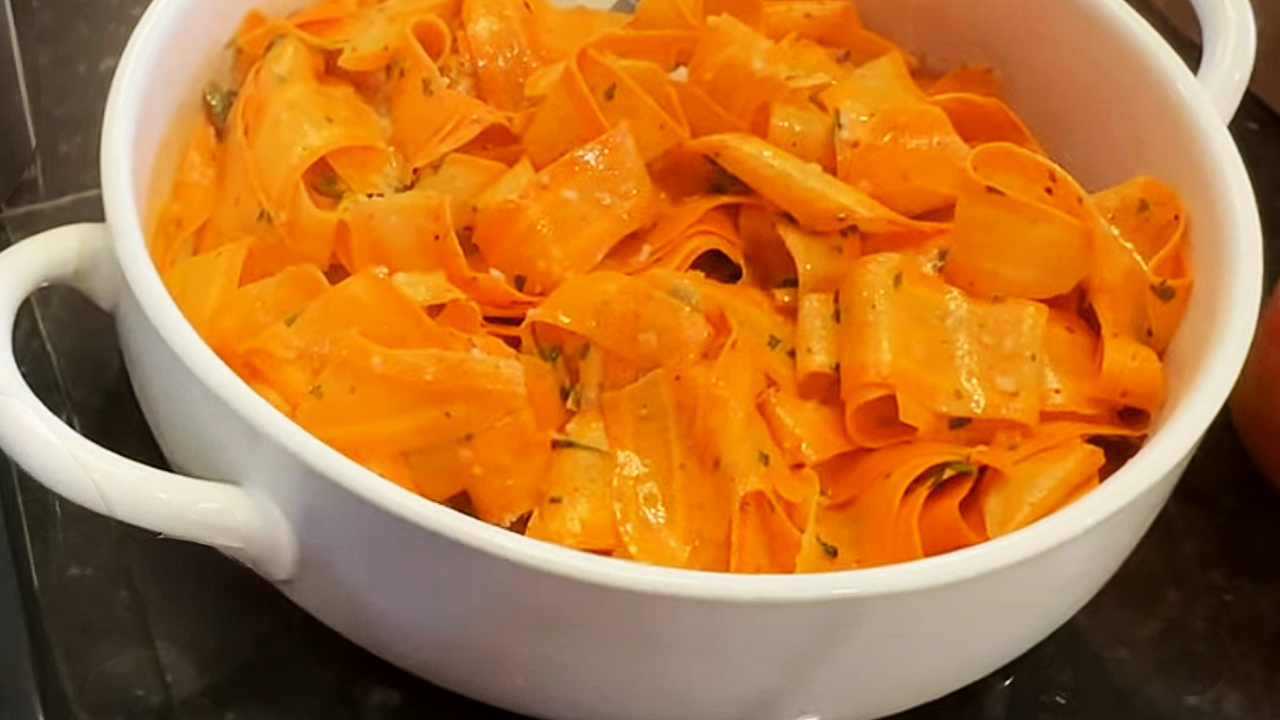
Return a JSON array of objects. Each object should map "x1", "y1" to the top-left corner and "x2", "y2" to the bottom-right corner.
[{"x1": 0, "y1": 1, "x2": 1262, "y2": 718}]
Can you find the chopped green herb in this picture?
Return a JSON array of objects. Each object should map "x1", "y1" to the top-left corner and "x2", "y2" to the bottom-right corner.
[
  {"x1": 422, "y1": 77, "x2": 435, "y2": 96},
  {"x1": 202, "y1": 83, "x2": 237, "y2": 137},
  {"x1": 548, "y1": 495, "x2": 564, "y2": 504},
  {"x1": 1137, "y1": 197, "x2": 1151, "y2": 215},
  {"x1": 538, "y1": 344, "x2": 563, "y2": 363},
  {"x1": 308, "y1": 384, "x2": 325, "y2": 400},
  {"x1": 757, "y1": 450, "x2": 771, "y2": 467},
  {"x1": 282, "y1": 311, "x2": 302, "y2": 327},
  {"x1": 602, "y1": 83, "x2": 617, "y2": 101},
  {"x1": 918, "y1": 458, "x2": 978, "y2": 491},
  {"x1": 916, "y1": 470, "x2": 942, "y2": 491},
  {"x1": 1150, "y1": 280, "x2": 1177, "y2": 303},
  {"x1": 767, "y1": 334, "x2": 783, "y2": 351},
  {"x1": 818, "y1": 537, "x2": 839, "y2": 559},
  {"x1": 892, "y1": 271, "x2": 904, "y2": 289},
  {"x1": 256, "y1": 208, "x2": 273, "y2": 224},
  {"x1": 932, "y1": 246, "x2": 951, "y2": 272},
  {"x1": 948, "y1": 417, "x2": 973, "y2": 431},
  {"x1": 310, "y1": 169, "x2": 347, "y2": 200},
  {"x1": 551, "y1": 437, "x2": 606, "y2": 453},
  {"x1": 457, "y1": 226, "x2": 480, "y2": 256},
  {"x1": 513, "y1": 274, "x2": 528, "y2": 292}
]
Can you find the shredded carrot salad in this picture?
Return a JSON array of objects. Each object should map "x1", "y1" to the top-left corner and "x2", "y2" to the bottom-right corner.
[{"x1": 149, "y1": 0, "x2": 1192, "y2": 572}]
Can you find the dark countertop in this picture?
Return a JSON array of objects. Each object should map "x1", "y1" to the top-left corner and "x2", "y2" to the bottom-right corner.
[{"x1": 1, "y1": 1, "x2": 1279, "y2": 719}]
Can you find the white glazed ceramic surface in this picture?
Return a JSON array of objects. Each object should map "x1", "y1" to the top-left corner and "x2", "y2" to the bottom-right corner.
[{"x1": 0, "y1": 1, "x2": 1262, "y2": 719}]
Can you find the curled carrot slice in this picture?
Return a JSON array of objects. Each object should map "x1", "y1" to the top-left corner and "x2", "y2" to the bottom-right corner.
[
  {"x1": 689, "y1": 133, "x2": 939, "y2": 235},
  {"x1": 945, "y1": 143, "x2": 1092, "y2": 300},
  {"x1": 821, "y1": 53, "x2": 970, "y2": 216},
  {"x1": 474, "y1": 123, "x2": 659, "y2": 294},
  {"x1": 932, "y1": 93, "x2": 1044, "y2": 153},
  {"x1": 839, "y1": 252, "x2": 1048, "y2": 441}
]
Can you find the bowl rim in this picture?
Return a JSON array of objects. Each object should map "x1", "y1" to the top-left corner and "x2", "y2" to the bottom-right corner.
[{"x1": 99, "y1": 0, "x2": 1263, "y2": 602}]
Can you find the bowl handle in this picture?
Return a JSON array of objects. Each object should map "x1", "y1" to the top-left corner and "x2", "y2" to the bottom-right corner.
[
  {"x1": 0, "y1": 224, "x2": 297, "y2": 581},
  {"x1": 1187, "y1": 0, "x2": 1257, "y2": 122}
]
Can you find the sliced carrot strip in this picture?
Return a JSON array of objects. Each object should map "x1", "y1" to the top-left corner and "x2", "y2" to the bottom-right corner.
[
  {"x1": 577, "y1": 48, "x2": 687, "y2": 162},
  {"x1": 839, "y1": 252, "x2": 1048, "y2": 439},
  {"x1": 758, "y1": 385, "x2": 855, "y2": 466},
  {"x1": 820, "y1": 52, "x2": 970, "y2": 216},
  {"x1": 976, "y1": 437, "x2": 1105, "y2": 537},
  {"x1": 526, "y1": 408, "x2": 623, "y2": 553},
  {"x1": 924, "y1": 66, "x2": 999, "y2": 97},
  {"x1": 473, "y1": 124, "x2": 658, "y2": 294},
  {"x1": 689, "y1": 133, "x2": 939, "y2": 234},
  {"x1": 162, "y1": 239, "x2": 253, "y2": 339},
  {"x1": 522, "y1": 53, "x2": 611, "y2": 166},
  {"x1": 463, "y1": 0, "x2": 559, "y2": 111},
  {"x1": 150, "y1": 117, "x2": 220, "y2": 273},
  {"x1": 945, "y1": 143, "x2": 1092, "y2": 300},
  {"x1": 932, "y1": 93, "x2": 1044, "y2": 153},
  {"x1": 205, "y1": 264, "x2": 331, "y2": 361},
  {"x1": 527, "y1": 270, "x2": 716, "y2": 371},
  {"x1": 759, "y1": 0, "x2": 861, "y2": 46},
  {"x1": 294, "y1": 332, "x2": 529, "y2": 458},
  {"x1": 631, "y1": 0, "x2": 702, "y2": 33},
  {"x1": 602, "y1": 368, "x2": 731, "y2": 570}
]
